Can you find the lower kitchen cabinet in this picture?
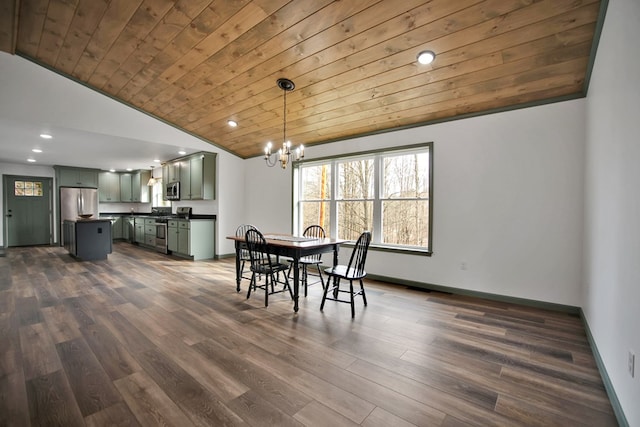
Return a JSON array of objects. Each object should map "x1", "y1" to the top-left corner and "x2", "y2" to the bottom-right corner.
[
  {"x1": 168, "y1": 219, "x2": 214, "y2": 260},
  {"x1": 111, "y1": 217, "x2": 123, "y2": 240},
  {"x1": 134, "y1": 218, "x2": 145, "y2": 244},
  {"x1": 123, "y1": 216, "x2": 134, "y2": 242}
]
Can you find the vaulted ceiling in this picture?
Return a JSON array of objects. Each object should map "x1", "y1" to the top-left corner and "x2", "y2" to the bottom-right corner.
[{"x1": 0, "y1": 0, "x2": 605, "y2": 159}]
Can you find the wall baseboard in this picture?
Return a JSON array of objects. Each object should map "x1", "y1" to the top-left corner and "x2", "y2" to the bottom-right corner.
[
  {"x1": 580, "y1": 309, "x2": 629, "y2": 427},
  {"x1": 366, "y1": 273, "x2": 581, "y2": 314}
]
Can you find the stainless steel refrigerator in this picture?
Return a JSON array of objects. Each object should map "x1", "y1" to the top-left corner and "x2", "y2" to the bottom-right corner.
[{"x1": 59, "y1": 187, "x2": 99, "y2": 245}]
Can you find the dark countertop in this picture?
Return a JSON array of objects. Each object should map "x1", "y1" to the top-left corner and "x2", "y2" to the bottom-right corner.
[
  {"x1": 99, "y1": 212, "x2": 216, "y2": 220},
  {"x1": 64, "y1": 218, "x2": 113, "y2": 223}
]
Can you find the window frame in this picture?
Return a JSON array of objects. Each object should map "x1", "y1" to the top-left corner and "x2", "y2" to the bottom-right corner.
[{"x1": 293, "y1": 142, "x2": 433, "y2": 256}]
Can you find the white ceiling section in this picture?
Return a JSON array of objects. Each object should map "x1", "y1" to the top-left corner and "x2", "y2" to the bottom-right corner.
[{"x1": 0, "y1": 53, "x2": 223, "y2": 172}]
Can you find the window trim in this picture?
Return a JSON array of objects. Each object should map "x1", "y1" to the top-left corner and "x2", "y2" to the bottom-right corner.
[{"x1": 293, "y1": 142, "x2": 433, "y2": 256}]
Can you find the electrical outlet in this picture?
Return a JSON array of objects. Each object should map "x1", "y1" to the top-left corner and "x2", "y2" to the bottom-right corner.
[
  {"x1": 460, "y1": 262, "x2": 467, "y2": 271},
  {"x1": 629, "y1": 351, "x2": 635, "y2": 378}
]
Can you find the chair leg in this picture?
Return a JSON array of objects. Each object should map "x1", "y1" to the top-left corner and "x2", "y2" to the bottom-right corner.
[
  {"x1": 360, "y1": 279, "x2": 367, "y2": 306},
  {"x1": 246, "y1": 272, "x2": 255, "y2": 299},
  {"x1": 349, "y1": 280, "x2": 355, "y2": 318},
  {"x1": 315, "y1": 264, "x2": 325, "y2": 290},
  {"x1": 265, "y1": 274, "x2": 271, "y2": 307},
  {"x1": 302, "y1": 265, "x2": 308, "y2": 297},
  {"x1": 320, "y1": 276, "x2": 332, "y2": 311}
]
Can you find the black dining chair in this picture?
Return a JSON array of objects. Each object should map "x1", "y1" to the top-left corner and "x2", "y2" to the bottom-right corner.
[
  {"x1": 245, "y1": 228, "x2": 293, "y2": 307},
  {"x1": 235, "y1": 224, "x2": 257, "y2": 284},
  {"x1": 289, "y1": 225, "x2": 326, "y2": 297},
  {"x1": 321, "y1": 231, "x2": 371, "y2": 318}
]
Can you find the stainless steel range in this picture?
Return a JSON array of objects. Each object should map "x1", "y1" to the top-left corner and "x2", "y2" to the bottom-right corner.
[{"x1": 154, "y1": 207, "x2": 192, "y2": 254}]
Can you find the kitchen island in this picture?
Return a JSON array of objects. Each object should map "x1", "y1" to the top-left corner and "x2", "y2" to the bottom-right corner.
[{"x1": 63, "y1": 218, "x2": 112, "y2": 260}]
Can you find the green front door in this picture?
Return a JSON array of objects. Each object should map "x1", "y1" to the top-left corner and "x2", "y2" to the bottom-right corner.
[{"x1": 4, "y1": 175, "x2": 52, "y2": 246}]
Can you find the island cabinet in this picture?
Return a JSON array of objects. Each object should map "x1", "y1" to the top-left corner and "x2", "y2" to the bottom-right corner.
[
  {"x1": 63, "y1": 219, "x2": 112, "y2": 260},
  {"x1": 168, "y1": 219, "x2": 214, "y2": 260},
  {"x1": 55, "y1": 166, "x2": 99, "y2": 188},
  {"x1": 98, "y1": 172, "x2": 121, "y2": 202}
]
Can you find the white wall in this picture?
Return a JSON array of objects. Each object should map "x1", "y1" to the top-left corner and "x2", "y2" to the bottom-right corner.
[
  {"x1": 245, "y1": 99, "x2": 586, "y2": 306},
  {"x1": 584, "y1": 0, "x2": 640, "y2": 424}
]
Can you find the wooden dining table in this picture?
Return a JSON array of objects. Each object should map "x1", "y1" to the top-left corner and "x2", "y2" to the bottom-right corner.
[{"x1": 226, "y1": 233, "x2": 346, "y2": 312}]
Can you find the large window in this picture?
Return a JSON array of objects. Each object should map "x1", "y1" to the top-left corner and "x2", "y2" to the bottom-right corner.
[{"x1": 294, "y1": 143, "x2": 432, "y2": 253}]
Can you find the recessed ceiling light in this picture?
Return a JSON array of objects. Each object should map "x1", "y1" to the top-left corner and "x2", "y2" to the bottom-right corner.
[
  {"x1": 228, "y1": 120, "x2": 238, "y2": 128},
  {"x1": 32, "y1": 148, "x2": 42, "y2": 153},
  {"x1": 178, "y1": 150, "x2": 186, "y2": 155},
  {"x1": 109, "y1": 169, "x2": 116, "y2": 172},
  {"x1": 126, "y1": 168, "x2": 132, "y2": 171},
  {"x1": 27, "y1": 158, "x2": 36, "y2": 162},
  {"x1": 153, "y1": 159, "x2": 161, "y2": 163},
  {"x1": 40, "y1": 133, "x2": 52, "y2": 139},
  {"x1": 417, "y1": 50, "x2": 435, "y2": 65}
]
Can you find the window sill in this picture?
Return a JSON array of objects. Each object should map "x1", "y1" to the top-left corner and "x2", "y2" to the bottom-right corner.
[{"x1": 340, "y1": 242, "x2": 432, "y2": 257}]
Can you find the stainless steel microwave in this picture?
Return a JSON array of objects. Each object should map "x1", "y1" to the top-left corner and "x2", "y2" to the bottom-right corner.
[{"x1": 166, "y1": 181, "x2": 180, "y2": 200}]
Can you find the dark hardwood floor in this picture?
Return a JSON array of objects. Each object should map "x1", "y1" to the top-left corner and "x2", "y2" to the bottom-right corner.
[{"x1": 0, "y1": 242, "x2": 617, "y2": 426}]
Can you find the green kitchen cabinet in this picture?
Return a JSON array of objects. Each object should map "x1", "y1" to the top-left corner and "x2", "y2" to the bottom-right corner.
[
  {"x1": 111, "y1": 217, "x2": 123, "y2": 240},
  {"x1": 55, "y1": 166, "x2": 99, "y2": 188},
  {"x1": 178, "y1": 153, "x2": 216, "y2": 200},
  {"x1": 116, "y1": 171, "x2": 149, "y2": 202},
  {"x1": 134, "y1": 217, "x2": 145, "y2": 244},
  {"x1": 168, "y1": 219, "x2": 214, "y2": 260},
  {"x1": 120, "y1": 173, "x2": 132, "y2": 202},
  {"x1": 98, "y1": 172, "x2": 121, "y2": 202},
  {"x1": 168, "y1": 220, "x2": 179, "y2": 253}
]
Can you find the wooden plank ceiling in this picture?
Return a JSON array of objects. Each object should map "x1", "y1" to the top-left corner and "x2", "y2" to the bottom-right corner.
[{"x1": 2, "y1": 0, "x2": 603, "y2": 159}]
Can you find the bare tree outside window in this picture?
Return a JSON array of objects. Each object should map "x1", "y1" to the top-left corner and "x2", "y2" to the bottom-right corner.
[
  {"x1": 300, "y1": 164, "x2": 331, "y2": 232},
  {"x1": 382, "y1": 152, "x2": 429, "y2": 246},
  {"x1": 338, "y1": 159, "x2": 373, "y2": 240}
]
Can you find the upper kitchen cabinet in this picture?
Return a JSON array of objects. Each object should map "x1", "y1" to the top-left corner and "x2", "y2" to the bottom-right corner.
[
  {"x1": 132, "y1": 170, "x2": 150, "y2": 203},
  {"x1": 98, "y1": 172, "x2": 121, "y2": 202},
  {"x1": 163, "y1": 152, "x2": 216, "y2": 201},
  {"x1": 163, "y1": 162, "x2": 180, "y2": 183},
  {"x1": 99, "y1": 170, "x2": 150, "y2": 203},
  {"x1": 55, "y1": 166, "x2": 99, "y2": 188},
  {"x1": 119, "y1": 173, "x2": 132, "y2": 202}
]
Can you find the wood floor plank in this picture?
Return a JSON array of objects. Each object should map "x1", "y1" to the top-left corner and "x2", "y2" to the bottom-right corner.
[
  {"x1": 55, "y1": 337, "x2": 123, "y2": 416},
  {"x1": 114, "y1": 371, "x2": 195, "y2": 427},
  {"x1": 134, "y1": 347, "x2": 245, "y2": 426},
  {"x1": 293, "y1": 400, "x2": 361, "y2": 427},
  {"x1": 84, "y1": 401, "x2": 142, "y2": 427},
  {"x1": 0, "y1": 350, "x2": 30, "y2": 427},
  {"x1": 80, "y1": 321, "x2": 142, "y2": 381},
  {"x1": 19, "y1": 322, "x2": 63, "y2": 380},
  {"x1": 227, "y1": 389, "x2": 303, "y2": 426},
  {"x1": 25, "y1": 369, "x2": 85, "y2": 427},
  {"x1": 0, "y1": 243, "x2": 618, "y2": 426},
  {"x1": 40, "y1": 304, "x2": 83, "y2": 344}
]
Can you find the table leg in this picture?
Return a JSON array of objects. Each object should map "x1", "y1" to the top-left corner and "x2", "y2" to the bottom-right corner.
[
  {"x1": 293, "y1": 258, "x2": 300, "y2": 312},
  {"x1": 235, "y1": 241, "x2": 241, "y2": 292}
]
